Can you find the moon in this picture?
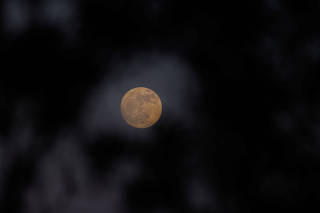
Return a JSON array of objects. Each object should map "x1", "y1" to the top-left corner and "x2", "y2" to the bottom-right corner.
[{"x1": 121, "y1": 87, "x2": 162, "y2": 128}]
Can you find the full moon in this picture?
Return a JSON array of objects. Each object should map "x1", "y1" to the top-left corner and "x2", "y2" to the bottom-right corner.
[{"x1": 121, "y1": 87, "x2": 162, "y2": 128}]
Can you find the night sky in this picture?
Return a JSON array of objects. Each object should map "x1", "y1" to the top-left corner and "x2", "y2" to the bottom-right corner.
[{"x1": 1, "y1": 0, "x2": 320, "y2": 212}]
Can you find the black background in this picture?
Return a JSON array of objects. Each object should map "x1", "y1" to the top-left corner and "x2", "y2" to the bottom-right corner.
[{"x1": 1, "y1": 0, "x2": 320, "y2": 212}]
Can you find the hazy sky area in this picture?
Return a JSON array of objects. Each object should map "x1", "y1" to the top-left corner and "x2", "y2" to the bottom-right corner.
[
  {"x1": 81, "y1": 52, "x2": 201, "y2": 140},
  {"x1": 1, "y1": 0, "x2": 320, "y2": 213}
]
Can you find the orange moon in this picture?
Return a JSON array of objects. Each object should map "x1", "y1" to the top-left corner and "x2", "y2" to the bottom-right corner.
[{"x1": 121, "y1": 87, "x2": 162, "y2": 128}]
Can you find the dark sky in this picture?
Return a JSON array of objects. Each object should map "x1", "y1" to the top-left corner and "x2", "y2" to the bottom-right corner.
[{"x1": 1, "y1": 0, "x2": 320, "y2": 212}]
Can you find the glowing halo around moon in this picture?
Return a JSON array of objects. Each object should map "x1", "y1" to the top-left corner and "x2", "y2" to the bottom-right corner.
[{"x1": 120, "y1": 87, "x2": 162, "y2": 128}]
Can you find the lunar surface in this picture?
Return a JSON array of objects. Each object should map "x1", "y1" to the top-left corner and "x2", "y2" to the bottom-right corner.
[{"x1": 121, "y1": 87, "x2": 162, "y2": 128}]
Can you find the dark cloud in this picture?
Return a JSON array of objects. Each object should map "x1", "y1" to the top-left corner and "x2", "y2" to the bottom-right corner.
[
  {"x1": 187, "y1": 174, "x2": 218, "y2": 211},
  {"x1": 24, "y1": 133, "x2": 142, "y2": 213},
  {"x1": 2, "y1": 0, "x2": 79, "y2": 40},
  {"x1": 3, "y1": 0, "x2": 31, "y2": 35}
]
